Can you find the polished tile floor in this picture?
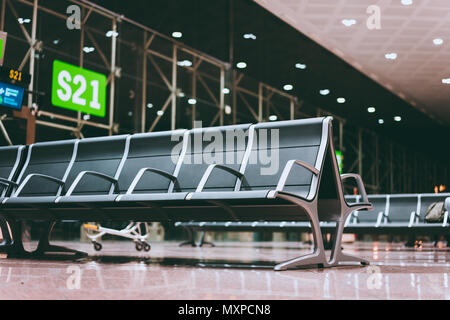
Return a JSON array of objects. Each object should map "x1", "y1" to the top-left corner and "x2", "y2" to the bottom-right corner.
[{"x1": 1, "y1": 240, "x2": 450, "y2": 299}]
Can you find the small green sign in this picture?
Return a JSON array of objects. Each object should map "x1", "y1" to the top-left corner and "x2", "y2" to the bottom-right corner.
[
  {"x1": 0, "y1": 31, "x2": 8, "y2": 66},
  {"x1": 335, "y1": 150, "x2": 343, "y2": 174},
  {"x1": 51, "y1": 60, "x2": 107, "y2": 117}
]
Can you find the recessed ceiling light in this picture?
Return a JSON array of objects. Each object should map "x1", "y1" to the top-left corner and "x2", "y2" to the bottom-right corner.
[
  {"x1": 269, "y1": 115, "x2": 277, "y2": 121},
  {"x1": 53, "y1": 39, "x2": 60, "y2": 45},
  {"x1": 433, "y1": 38, "x2": 444, "y2": 46},
  {"x1": 442, "y1": 78, "x2": 450, "y2": 84},
  {"x1": 223, "y1": 88, "x2": 230, "y2": 94},
  {"x1": 106, "y1": 30, "x2": 119, "y2": 38},
  {"x1": 225, "y1": 105, "x2": 232, "y2": 114},
  {"x1": 401, "y1": 0, "x2": 413, "y2": 5},
  {"x1": 172, "y1": 31, "x2": 182, "y2": 38},
  {"x1": 147, "y1": 103, "x2": 153, "y2": 108},
  {"x1": 337, "y1": 97, "x2": 346, "y2": 104},
  {"x1": 385, "y1": 53, "x2": 398, "y2": 60},
  {"x1": 177, "y1": 60, "x2": 192, "y2": 67},
  {"x1": 295, "y1": 63, "x2": 306, "y2": 70},
  {"x1": 177, "y1": 91, "x2": 185, "y2": 98},
  {"x1": 283, "y1": 84, "x2": 293, "y2": 91},
  {"x1": 320, "y1": 89, "x2": 330, "y2": 96},
  {"x1": 342, "y1": 19, "x2": 357, "y2": 27},
  {"x1": 378, "y1": 119, "x2": 384, "y2": 124},
  {"x1": 236, "y1": 62, "x2": 247, "y2": 69},
  {"x1": 243, "y1": 33, "x2": 256, "y2": 40},
  {"x1": 394, "y1": 116, "x2": 402, "y2": 122},
  {"x1": 188, "y1": 98, "x2": 197, "y2": 105},
  {"x1": 368, "y1": 107, "x2": 376, "y2": 113},
  {"x1": 18, "y1": 18, "x2": 31, "y2": 24},
  {"x1": 157, "y1": 110, "x2": 164, "y2": 116},
  {"x1": 83, "y1": 114, "x2": 90, "y2": 121},
  {"x1": 83, "y1": 47, "x2": 95, "y2": 53}
]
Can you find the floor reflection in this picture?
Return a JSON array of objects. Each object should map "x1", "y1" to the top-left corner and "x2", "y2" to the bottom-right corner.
[{"x1": 0, "y1": 241, "x2": 450, "y2": 299}]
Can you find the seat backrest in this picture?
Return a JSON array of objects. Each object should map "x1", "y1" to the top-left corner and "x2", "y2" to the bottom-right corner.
[
  {"x1": 176, "y1": 124, "x2": 251, "y2": 192},
  {"x1": 63, "y1": 135, "x2": 129, "y2": 196},
  {"x1": 116, "y1": 130, "x2": 186, "y2": 194},
  {"x1": 345, "y1": 195, "x2": 360, "y2": 205},
  {"x1": 388, "y1": 194, "x2": 419, "y2": 222},
  {"x1": 14, "y1": 140, "x2": 77, "y2": 197},
  {"x1": 358, "y1": 195, "x2": 388, "y2": 222},
  {"x1": 0, "y1": 145, "x2": 25, "y2": 197},
  {"x1": 242, "y1": 117, "x2": 329, "y2": 199},
  {"x1": 419, "y1": 193, "x2": 450, "y2": 220}
]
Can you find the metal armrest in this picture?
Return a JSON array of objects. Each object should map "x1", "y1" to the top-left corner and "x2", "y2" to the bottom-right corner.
[
  {"x1": 13, "y1": 173, "x2": 65, "y2": 197},
  {"x1": 341, "y1": 173, "x2": 369, "y2": 204},
  {"x1": 408, "y1": 211, "x2": 420, "y2": 227},
  {"x1": 375, "y1": 211, "x2": 389, "y2": 227},
  {"x1": 66, "y1": 171, "x2": 119, "y2": 196},
  {"x1": 126, "y1": 167, "x2": 180, "y2": 194},
  {"x1": 0, "y1": 177, "x2": 18, "y2": 187},
  {"x1": 275, "y1": 160, "x2": 319, "y2": 192},
  {"x1": 196, "y1": 164, "x2": 247, "y2": 193}
]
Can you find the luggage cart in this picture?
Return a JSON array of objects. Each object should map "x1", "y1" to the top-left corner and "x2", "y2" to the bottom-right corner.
[{"x1": 83, "y1": 222, "x2": 151, "y2": 252}]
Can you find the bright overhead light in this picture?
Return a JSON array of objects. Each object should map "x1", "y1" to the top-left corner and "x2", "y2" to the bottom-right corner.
[
  {"x1": 83, "y1": 114, "x2": 90, "y2": 121},
  {"x1": 385, "y1": 53, "x2": 398, "y2": 60},
  {"x1": 147, "y1": 103, "x2": 153, "y2": 109},
  {"x1": 433, "y1": 38, "x2": 444, "y2": 46},
  {"x1": 177, "y1": 60, "x2": 192, "y2": 67},
  {"x1": 378, "y1": 119, "x2": 384, "y2": 124},
  {"x1": 157, "y1": 110, "x2": 164, "y2": 116},
  {"x1": 223, "y1": 88, "x2": 230, "y2": 94},
  {"x1": 83, "y1": 47, "x2": 95, "y2": 53},
  {"x1": 367, "y1": 107, "x2": 376, "y2": 113},
  {"x1": 53, "y1": 39, "x2": 60, "y2": 45},
  {"x1": 172, "y1": 31, "x2": 182, "y2": 38},
  {"x1": 442, "y1": 78, "x2": 450, "y2": 84},
  {"x1": 394, "y1": 116, "x2": 402, "y2": 122},
  {"x1": 18, "y1": 18, "x2": 31, "y2": 24},
  {"x1": 283, "y1": 84, "x2": 293, "y2": 91},
  {"x1": 342, "y1": 19, "x2": 357, "y2": 27},
  {"x1": 243, "y1": 33, "x2": 256, "y2": 40},
  {"x1": 106, "y1": 30, "x2": 119, "y2": 38},
  {"x1": 236, "y1": 62, "x2": 247, "y2": 69},
  {"x1": 188, "y1": 98, "x2": 197, "y2": 105},
  {"x1": 225, "y1": 105, "x2": 232, "y2": 115},
  {"x1": 177, "y1": 91, "x2": 185, "y2": 98},
  {"x1": 320, "y1": 89, "x2": 330, "y2": 96},
  {"x1": 401, "y1": 0, "x2": 413, "y2": 5},
  {"x1": 337, "y1": 97, "x2": 346, "y2": 104},
  {"x1": 269, "y1": 115, "x2": 277, "y2": 121},
  {"x1": 295, "y1": 63, "x2": 306, "y2": 70}
]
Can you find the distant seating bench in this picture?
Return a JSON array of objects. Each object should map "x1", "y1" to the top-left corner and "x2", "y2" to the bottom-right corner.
[{"x1": 0, "y1": 117, "x2": 373, "y2": 270}]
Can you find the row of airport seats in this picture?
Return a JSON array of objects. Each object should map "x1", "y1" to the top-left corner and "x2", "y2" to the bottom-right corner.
[
  {"x1": 176, "y1": 193, "x2": 450, "y2": 247},
  {"x1": 0, "y1": 117, "x2": 373, "y2": 270}
]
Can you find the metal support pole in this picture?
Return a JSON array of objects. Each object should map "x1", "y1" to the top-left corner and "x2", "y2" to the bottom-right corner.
[
  {"x1": 258, "y1": 83, "x2": 263, "y2": 122},
  {"x1": 28, "y1": 0, "x2": 38, "y2": 109},
  {"x1": 0, "y1": 118, "x2": 12, "y2": 145},
  {"x1": 192, "y1": 57, "x2": 197, "y2": 127},
  {"x1": 290, "y1": 99, "x2": 294, "y2": 120},
  {"x1": 0, "y1": 0, "x2": 5, "y2": 31},
  {"x1": 219, "y1": 67, "x2": 225, "y2": 126},
  {"x1": 108, "y1": 18, "x2": 117, "y2": 135},
  {"x1": 141, "y1": 31, "x2": 147, "y2": 133},
  {"x1": 358, "y1": 128, "x2": 362, "y2": 177},
  {"x1": 171, "y1": 45, "x2": 177, "y2": 130}
]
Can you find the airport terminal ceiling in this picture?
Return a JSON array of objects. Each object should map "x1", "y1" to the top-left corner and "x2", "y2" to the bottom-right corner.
[{"x1": 90, "y1": 0, "x2": 449, "y2": 156}]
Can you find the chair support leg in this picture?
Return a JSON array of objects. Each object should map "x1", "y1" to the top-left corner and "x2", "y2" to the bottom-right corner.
[
  {"x1": 179, "y1": 226, "x2": 197, "y2": 247},
  {"x1": 34, "y1": 221, "x2": 87, "y2": 257},
  {"x1": 275, "y1": 210, "x2": 327, "y2": 271},
  {"x1": 328, "y1": 220, "x2": 369, "y2": 267},
  {"x1": 0, "y1": 216, "x2": 12, "y2": 246},
  {"x1": 198, "y1": 231, "x2": 215, "y2": 247}
]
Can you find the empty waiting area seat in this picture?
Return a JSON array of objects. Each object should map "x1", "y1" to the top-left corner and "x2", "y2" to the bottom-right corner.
[{"x1": 0, "y1": 117, "x2": 373, "y2": 270}]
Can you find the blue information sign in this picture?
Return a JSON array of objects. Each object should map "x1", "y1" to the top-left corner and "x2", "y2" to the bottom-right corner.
[{"x1": 0, "y1": 81, "x2": 25, "y2": 111}]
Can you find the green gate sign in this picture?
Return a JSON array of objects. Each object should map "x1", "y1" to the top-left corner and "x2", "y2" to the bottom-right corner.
[{"x1": 51, "y1": 60, "x2": 107, "y2": 117}]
